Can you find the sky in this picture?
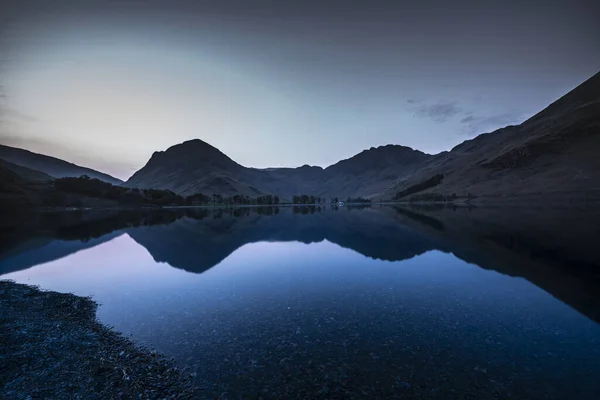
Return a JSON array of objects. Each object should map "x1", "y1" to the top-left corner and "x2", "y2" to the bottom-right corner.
[{"x1": 0, "y1": 0, "x2": 599, "y2": 180}]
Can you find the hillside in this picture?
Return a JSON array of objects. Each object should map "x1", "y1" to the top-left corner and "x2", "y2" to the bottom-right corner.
[
  {"x1": 125, "y1": 139, "x2": 257, "y2": 197},
  {"x1": 380, "y1": 71, "x2": 600, "y2": 201},
  {"x1": 125, "y1": 140, "x2": 433, "y2": 199},
  {"x1": 0, "y1": 159, "x2": 53, "y2": 183},
  {"x1": 6, "y1": 70, "x2": 598, "y2": 202},
  {"x1": 0, "y1": 159, "x2": 55, "y2": 208},
  {"x1": 0, "y1": 145, "x2": 123, "y2": 185},
  {"x1": 126, "y1": 71, "x2": 600, "y2": 202},
  {"x1": 0, "y1": 160, "x2": 183, "y2": 209},
  {"x1": 320, "y1": 145, "x2": 434, "y2": 199}
]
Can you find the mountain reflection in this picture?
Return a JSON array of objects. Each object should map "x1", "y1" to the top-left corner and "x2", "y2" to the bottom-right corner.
[{"x1": 1, "y1": 205, "x2": 600, "y2": 324}]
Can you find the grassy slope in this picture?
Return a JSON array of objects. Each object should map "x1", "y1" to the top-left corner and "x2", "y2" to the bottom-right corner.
[{"x1": 379, "y1": 71, "x2": 600, "y2": 200}]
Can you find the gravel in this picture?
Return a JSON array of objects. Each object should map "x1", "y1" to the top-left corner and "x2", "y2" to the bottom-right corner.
[{"x1": 0, "y1": 280, "x2": 199, "y2": 400}]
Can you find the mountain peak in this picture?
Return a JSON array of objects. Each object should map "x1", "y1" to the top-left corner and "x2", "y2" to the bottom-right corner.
[{"x1": 149, "y1": 138, "x2": 228, "y2": 161}]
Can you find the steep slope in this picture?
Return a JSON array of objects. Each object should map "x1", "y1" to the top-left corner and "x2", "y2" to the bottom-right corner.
[
  {"x1": 0, "y1": 144, "x2": 123, "y2": 185},
  {"x1": 381, "y1": 71, "x2": 600, "y2": 201},
  {"x1": 0, "y1": 159, "x2": 127, "y2": 209},
  {"x1": 0, "y1": 159, "x2": 54, "y2": 207},
  {"x1": 126, "y1": 140, "x2": 432, "y2": 199},
  {"x1": 125, "y1": 139, "x2": 263, "y2": 197},
  {"x1": 0, "y1": 159, "x2": 53, "y2": 182},
  {"x1": 320, "y1": 145, "x2": 434, "y2": 198},
  {"x1": 125, "y1": 71, "x2": 599, "y2": 201}
]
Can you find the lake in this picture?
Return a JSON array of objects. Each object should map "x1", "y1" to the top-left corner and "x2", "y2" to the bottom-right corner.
[{"x1": 1, "y1": 205, "x2": 600, "y2": 399}]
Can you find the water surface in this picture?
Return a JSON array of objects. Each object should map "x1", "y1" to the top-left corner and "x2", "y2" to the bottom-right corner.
[{"x1": 2, "y1": 206, "x2": 600, "y2": 399}]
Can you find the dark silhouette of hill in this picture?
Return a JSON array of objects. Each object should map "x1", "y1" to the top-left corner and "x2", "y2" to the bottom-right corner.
[
  {"x1": 3, "y1": 71, "x2": 598, "y2": 204},
  {"x1": 0, "y1": 159, "x2": 53, "y2": 182},
  {"x1": 383, "y1": 71, "x2": 600, "y2": 202},
  {"x1": 124, "y1": 140, "x2": 433, "y2": 199},
  {"x1": 124, "y1": 70, "x2": 600, "y2": 203},
  {"x1": 0, "y1": 159, "x2": 58, "y2": 208},
  {"x1": 0, "y1": 144, "x2": 123, "y2": 184}
]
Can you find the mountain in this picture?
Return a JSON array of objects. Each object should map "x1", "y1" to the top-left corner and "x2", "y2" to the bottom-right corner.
[
  {"x1": 125, "y1": 140, "x2": 433, "y2": 199},
  {"x1": 0, "y1": 158, "x2": 53, "y2": 183},
  {"x1": 381, "y1": 71, "x2": 600, "y2": 201},
  {"x1": 0, "y1": 159, "x2": 54, "y2": 207},
  {"x1": 125, "y1": 139, "x2": 257, "y2": 197},
  {"x1": 0, "y1": 158, "x2": 126, "y2": 209},
  {"x1": 126, "y1": 70, "x2": 600, "y2": 202},
  {"x1": 0, "y1": 144, "x2": 123, "y2": 185},
  {"x1": 320, "y1": 145, "x2": 433, "y2": 198}
]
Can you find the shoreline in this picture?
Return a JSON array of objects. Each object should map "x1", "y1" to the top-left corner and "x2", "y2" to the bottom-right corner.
[
  {"x1": 0, "y1": 280, "x2": 199, "y2": 400},
  {"x1": 6, "y1": 190, "x2": 600, "y2": 215}
]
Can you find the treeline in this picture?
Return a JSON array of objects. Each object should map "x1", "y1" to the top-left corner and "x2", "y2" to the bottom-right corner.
[
  {"x1": 53, "y1": 176, "x2": 283, "y2": 207},
  {"x1": 345, "y1": 197, "x2": 371, "y2": 204},
  {"x1": 406, "y1": 193, "x2": 476, "y2": 202},
  {"x1": 292, "y1": 195, "x2": 325, "y2": 204},
  {"x1": 291, "y1": 196, "x2": 373, "y2": 205},
  {"x1": 53, "y1": 176, "x2": 378, "y2": 208},
  {"x1": 55, "y1": 176, "x2": 185, "y2": 206},
  {"x1": 393, "y1": 174, "x2": 444, "y2": 200},
  {"x1": 187, "y1": 193, "x2": 280, "y2": 206}
]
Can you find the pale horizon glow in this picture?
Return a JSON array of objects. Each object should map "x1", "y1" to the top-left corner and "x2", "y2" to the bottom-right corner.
[{"x1": 1, "y1": 0, "x2": 599, "y2": 180}]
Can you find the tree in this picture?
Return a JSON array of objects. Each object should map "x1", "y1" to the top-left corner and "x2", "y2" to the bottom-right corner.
[{"x1": 274, "y1": 195, "x2": 280, "y2": 205}]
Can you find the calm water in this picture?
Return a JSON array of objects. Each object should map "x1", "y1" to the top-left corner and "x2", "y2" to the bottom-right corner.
[{"x1": 2, "y1": 206, "x2": 600, "y2": 399}]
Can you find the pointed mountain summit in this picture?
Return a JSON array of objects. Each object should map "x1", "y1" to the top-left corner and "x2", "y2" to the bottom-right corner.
[
  {"x1": 125, "y1": 139, "x2": 433, "y2": 199},
  {"x1": 124, "y1": 70, "x2": 600, "y2": 202},
  {"x1": 125, "y1": 139, "x2": 250, "y2": 196}
]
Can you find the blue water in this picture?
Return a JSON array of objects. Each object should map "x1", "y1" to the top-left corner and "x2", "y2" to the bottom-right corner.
[{"x1": 1, "y1": 206, "x2": 599, "y2": 399}]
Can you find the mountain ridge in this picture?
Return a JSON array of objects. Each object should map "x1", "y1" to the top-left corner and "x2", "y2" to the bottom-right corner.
[
  {"x1": 0, "y1": 144, "x2": 123, "y2": 185},
  {"x1": 4, "y1": 70, "x2": 599, "y2": 202},
  {"x1": 125, "y1": 140, "x2": 434, "y2": 198},
  {"x1": 381, "y1": 70, "x2": 600, "y2": 201},
  {"x1": 124, "y1": 71, "x2": 600, "y2": 200}
]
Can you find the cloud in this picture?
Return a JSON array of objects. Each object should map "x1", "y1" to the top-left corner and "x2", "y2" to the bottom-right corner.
[
  {"x1": 408, "y1": 97, "x2": 526, "y2": 139},
  {"x1": 459, "y1": 111, "x2": 524, "y2": 134},
  {"x1": 414, "y1": 101, "x2": 462, "y2": 123}
]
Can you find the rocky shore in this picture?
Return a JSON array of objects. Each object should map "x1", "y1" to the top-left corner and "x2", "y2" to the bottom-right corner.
[{"x1": 0, "y1": 280, "x2": 199, "y2": 400}]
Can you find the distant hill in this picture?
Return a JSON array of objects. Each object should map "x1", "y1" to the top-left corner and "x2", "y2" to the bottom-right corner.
[
  {"x1": 380, "y1": 71, "x2": 600, "y2": 202},
  {"x1": 0, "y1": 159, "x2": 59, "y2": 208},
  {"x1": 0, "y1": 159, "x2": 103, "y2": 208},
  {"x1": 0, "y1": 144, "x2": 123, "y2": 185},
  {"x1": 125, "y1": 71, "x2": 600, "y2": 202},
  {"x1": 0, "y1": 158, "x2": 53, "y2": 183},
  {"x1": 320, "y1": 145, "x2": 434, "y2": 199},
  {"x1": 125, "y1": 139, "x2": 256, "y2": 197},
  {"x1": 0, "y1": 159, "x2": 159, "y2": 209},
  {"x1": 125, "y1": 140, "x2": 433, "y2": 199},
  {"x1": 7, "y1": 70, "x2": 599, "y2": 203}
]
